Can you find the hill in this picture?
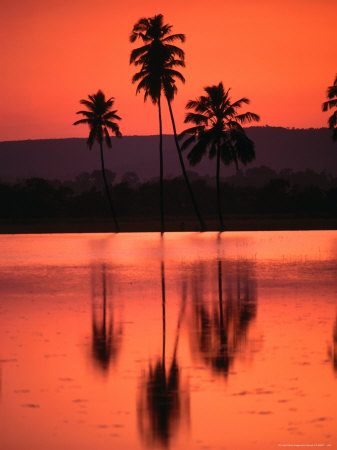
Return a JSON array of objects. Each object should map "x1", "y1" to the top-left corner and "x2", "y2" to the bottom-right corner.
[{"x1": 0, "y1": 127, "x2": 336, "y2": 182}]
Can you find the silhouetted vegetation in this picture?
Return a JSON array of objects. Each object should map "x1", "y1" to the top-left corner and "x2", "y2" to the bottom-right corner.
[
  {"x1": 180, "y1": 82, "x2": 260, "y2": 230},
  {"x1": 189, "y1": 259, "x2": 257, "y2": 378},
  {"x1": 73, "y1": 90, "x2": 122, "y2": 232},
  {"x1": 322, "y1": 74, "x2": 337, "y2": 141},
  {"x1": 137, "y1": 262, "x2": 189, "y2": 448},
  {"x1": 91, "y1": 264, "x2": 123, "y2": 373},
  {"x1": 130, "y1": 14, "x2": 205, "y2": 232},
  {"x1": 1, "y1": 168, "x2": 337, "y2": 226}
]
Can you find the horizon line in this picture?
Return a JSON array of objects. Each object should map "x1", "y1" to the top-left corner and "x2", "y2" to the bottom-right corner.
[{"x1": 0, "y1": 126, "x2": 332, "y2": 143}]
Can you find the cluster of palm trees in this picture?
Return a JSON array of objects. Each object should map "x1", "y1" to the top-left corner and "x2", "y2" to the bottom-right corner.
[{"x1": 73, "y1": 14, "x2": 336, "y2": 234}]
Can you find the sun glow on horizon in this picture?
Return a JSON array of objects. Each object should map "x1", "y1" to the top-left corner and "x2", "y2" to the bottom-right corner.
[{"x1": 1, "y1": 0, "x2": 336, "y2": 140}]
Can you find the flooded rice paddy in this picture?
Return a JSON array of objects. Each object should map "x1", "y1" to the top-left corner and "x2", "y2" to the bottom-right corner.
[{"x1": 0, "y1": 231, "x2": 336, "y2": 449}]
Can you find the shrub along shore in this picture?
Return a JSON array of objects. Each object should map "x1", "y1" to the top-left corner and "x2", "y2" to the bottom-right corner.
[{"x1": 1, "y1": 170, "x2": 337, "y2": 233}]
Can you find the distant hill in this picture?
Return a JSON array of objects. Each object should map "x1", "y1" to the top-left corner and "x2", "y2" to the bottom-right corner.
[{"x1": 0, "y1": 127, "x2": 336, "y2": 182}]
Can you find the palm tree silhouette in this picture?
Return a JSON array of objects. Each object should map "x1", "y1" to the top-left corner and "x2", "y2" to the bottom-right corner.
[
  {"x1": 130, "y1": 14, "x2": 205, "y2": 232},
  {"x1": 322, "y1": 75, "x2": 337, "y2": 141},
  {"x1": 180, "y1": 82, "x2": 260, "y2": 231},
  {"x1": 328, "y1": 315, "x2": 337, "y2": 373},
  {"x1": 91, "y1": 264, "x2": 123, "y2": 373},
  {"x1": 190, "y1": 259, "x2": 257, "y2": 379},
  {"x1": 73, "y1": 90, "x2": 122, "y2": 232},
  {"x1": 137, "y1": 262, "x2": 189, "y2": 447}
]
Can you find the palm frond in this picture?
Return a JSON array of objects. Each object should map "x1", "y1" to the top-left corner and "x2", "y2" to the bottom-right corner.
[
  {"x1": 73, "y1": 118, "x2": 91, "y2": 126},
  {"x1": 164, "y1": 44, "x2": 185, "y2": 59},
  {"x1": 228, "y1": 129, "x2": 255, "y2": 165},
  {"x1": 130, "y1": 45, "x2": 151, "y2": 64},
  {"x1": 75, "y1": 110, "x2": 95, "y2": 118},
  {"x1": 184, "y1": 112, "x2": 208, "y2": 125},
  {"x1": 179, "y1": 125, "x2": 205, "y2": 137},
  {"x1": 187, "y1": 134, "x2": 212, "y2": 166},
  {"x1": 327, "y1": 76, "x2": 337, "y2": 99},
  {"x1": 105, "y1": 120, "x2": 122, "y2": 136},
  {"x1": 236, "y1": 112, "x2": 260, "y2": 123},
  {"x1": 161, "y1": 33, "x2": 185, "y2": 43},
  {"x1": 166, "y1": 68, "x2": 185, "y2": 81},
  {"x1": 328, "y1": 110, "x2": 337, "y2": 128},
  {"x1": 230, "y1": 97, "x2": 250, "y2": 109},
  {"x1": 226, "y1": 120, "x2": 244, "y2": 131},
  {"x1": 185, "y1": 99, "x2": 200, "y2": 110},
  {"x1": 322, "y1": 98, "x2": 337, "y2": 111},
  {"x1": 180, "y1": 134, "x2": 197, "y2": 150},
  {"x1": 103, "y1": 110, "x2": 121, "y2": 121},
  {"x1": 80, "y1": 99, "x2": 95, "y2": 111}
]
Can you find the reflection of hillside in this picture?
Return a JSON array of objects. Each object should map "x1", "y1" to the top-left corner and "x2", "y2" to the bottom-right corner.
[
  {"x1": 137, "y1": 263, "x2": 190, "y2": 448},
  {"x1": 190, "y1": 260, "x2": 257, "y2": 378},
  {"x1": 91, "y1": 264, "x2": 123, "y2": 373}
]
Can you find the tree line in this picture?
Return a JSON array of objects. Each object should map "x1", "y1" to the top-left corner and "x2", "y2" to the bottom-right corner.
[
  {"x1": 2, "y1": 169, "x2": 337, "y2": 221},
  {"x1": 73, "y1": 14, "x2": 336, "y2": 233}
]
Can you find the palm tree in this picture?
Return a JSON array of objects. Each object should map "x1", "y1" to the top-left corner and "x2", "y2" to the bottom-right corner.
[
  {"x1": 130, "y1": 14, "x2": 205, "y2": 232},
  {"x1": 73, "y1": 90, "x2": 122, "y2": 232},
  {"x1": 180, "y1": 82, "x2": 260, "y2": 231},
  {"x1": 322, "y1": 75, "x2": 337, "y2": 142}
]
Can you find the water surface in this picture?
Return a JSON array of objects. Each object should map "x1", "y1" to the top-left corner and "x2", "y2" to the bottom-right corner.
[{"x1": 0, "y1": 231, "x2": 336, "y2": 449}]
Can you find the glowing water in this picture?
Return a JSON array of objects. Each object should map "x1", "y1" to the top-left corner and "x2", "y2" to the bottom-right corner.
[{"x1": 0, "y1": 231, "x2": 336, "y2": 449}]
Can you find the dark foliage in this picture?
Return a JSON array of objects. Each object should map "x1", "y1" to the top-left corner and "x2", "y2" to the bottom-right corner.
[{"x1": 1, "y1": 168, "x2": 337, "y2": 221}]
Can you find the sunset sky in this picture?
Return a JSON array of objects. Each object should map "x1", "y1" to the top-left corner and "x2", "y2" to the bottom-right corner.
[{"x1": 1, "y1": 0, "x2": 336, "y2": 141}]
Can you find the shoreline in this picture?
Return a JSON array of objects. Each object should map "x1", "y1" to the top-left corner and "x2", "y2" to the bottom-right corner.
[{"x1": 1, "y1": 215, "x2": 337, "y2": 234}]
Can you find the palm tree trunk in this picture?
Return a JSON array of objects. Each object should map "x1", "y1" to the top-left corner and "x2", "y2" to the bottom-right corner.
[
  {"x1": 102, "y1": 264, "x2": 107, "y2": 338},
  {"x1": 99, "y1": 142, "x2": 120, "y2": 233},
  {"x1": 161, "y1": 261, "x2": 166, "y2": 373},
  {"x1": 166, "y1": 98, "x2": 206, "y2": 231},
  {"x1": 216, "y1": 144, "x2": 225, "y2": 231},
  {"x1": 158, "y1": 96, "x2": 164, "y2": 235}
]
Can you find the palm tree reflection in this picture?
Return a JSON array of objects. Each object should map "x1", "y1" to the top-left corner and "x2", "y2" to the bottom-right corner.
[
  {"x1": 137, "y1": 262, "x2": 190, "y2": 448},
  {"x1": 190, "y1": 259, "x2": 257, "y2": 378},
  {"x1": 91, "y1": 264, "x2": 123, "y2": 373},
  {"x1": 328, "y1": 315, "x2": 337, "y2": 373}
]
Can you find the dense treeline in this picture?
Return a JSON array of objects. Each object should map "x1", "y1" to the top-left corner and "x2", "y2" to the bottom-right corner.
[{"x1": 1, "y1": 167, "x2": 336, "y2": 220}]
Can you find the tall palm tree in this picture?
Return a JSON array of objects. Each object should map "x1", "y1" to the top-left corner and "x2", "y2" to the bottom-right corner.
[
  {"x1": 73, "y1": 90, "x2": 122, "y2": 232},
  {"x1": 180, "y1": 82, "x2": 260, "y2": 231},
  {"x1": 322, "y1": 74, "x2": 337, "y2": 142},
  {"x1": 130, "y1": 14, "x2": 205, "y2": 232}
]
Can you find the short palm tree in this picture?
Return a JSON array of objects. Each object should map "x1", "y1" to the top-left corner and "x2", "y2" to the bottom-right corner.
[
  {"x1": 322, "y1": 75, "x2": 337, "y2": 141},
  {"x1": 73, "y1": 90, "x2": 122, "y2": 232},
  {"x1": 130, "y1": 14, "x2": 205, "y2": 232},
  {"x1": 180, "y1": 82, "x2": 260, "y2": 231}
]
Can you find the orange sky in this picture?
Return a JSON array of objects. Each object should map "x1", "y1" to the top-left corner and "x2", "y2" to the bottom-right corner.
[{"x1": 1, "y1": 0, "x2": 336, "y2": 141}]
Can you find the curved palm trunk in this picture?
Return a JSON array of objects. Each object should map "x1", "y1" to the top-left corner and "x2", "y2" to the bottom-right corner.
[
  {"x1": 166, "y1": 98, "x2": 206, "y2": 232},
  {"x1": 161, "y1": 261, "x2": 166, "y2": 373},
  {"x1": 158, "y1": 96, "x2": 165, "y2": 235},
  {"x1": 216, "y1": 144, "x2": 225, "y2": 231},
  {"x1": 99, "y1": 142, "x2": 120, "y2": 233}
]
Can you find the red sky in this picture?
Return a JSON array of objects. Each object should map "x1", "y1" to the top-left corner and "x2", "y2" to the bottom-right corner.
[{"x1": 1, "y1": 0, "x2": 336, "y2": 141}]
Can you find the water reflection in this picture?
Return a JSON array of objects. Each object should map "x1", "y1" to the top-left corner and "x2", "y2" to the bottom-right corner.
[
  {"x1": 137, "y1": 262, "x2": 190, "y2": 448},
  {"x1": 91, "y1": 263, "x2": 123, "y2": 373},
  {"x1": 328, "y1": 315, "x2": 337, "y2": 374},
  {"x1": 190, "y1": 259, "x2": 257, "y2": 378}
]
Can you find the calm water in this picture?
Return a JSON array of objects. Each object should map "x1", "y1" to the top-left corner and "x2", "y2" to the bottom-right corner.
[{"x1": 0, "y1": 231, "x2": 336, "y2": 449}]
